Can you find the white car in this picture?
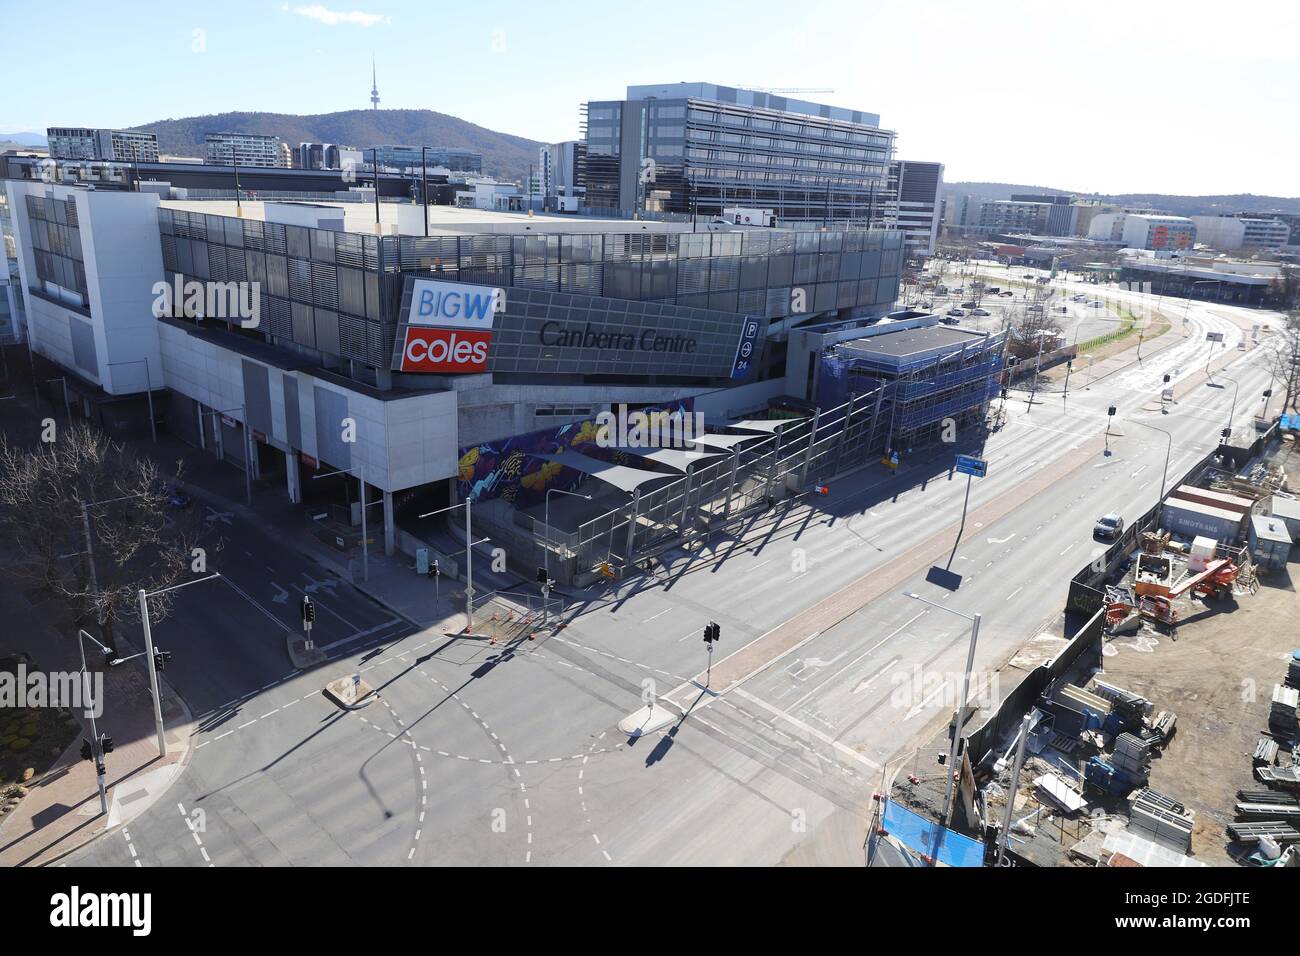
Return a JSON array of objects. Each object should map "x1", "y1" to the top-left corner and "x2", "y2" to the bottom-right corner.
[{"x1": 972, "y1": 308, "x2": 991, "y2": 316}]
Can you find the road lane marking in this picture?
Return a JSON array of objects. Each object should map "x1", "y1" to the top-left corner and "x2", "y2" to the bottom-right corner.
[
  {"x1": 1006, "y1": 586, "x2": 1023, "y2": 601},
  {"x1": 732, "y1": 688, "x2": 880, "y2": 770}
]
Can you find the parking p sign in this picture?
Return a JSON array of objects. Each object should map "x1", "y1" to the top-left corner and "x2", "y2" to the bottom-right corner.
[{"x1": 730, "y1": 318, "x2": 762, "y2": 379}]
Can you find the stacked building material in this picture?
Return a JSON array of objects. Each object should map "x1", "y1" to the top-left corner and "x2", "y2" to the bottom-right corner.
[
  {"x1": 1111, "y1": 733, "x2": 1153, "y2": 785},
  {"x1": 1227, "y1": 821, "x2": 1300, "y2": 846},
  {"x1": 1269, "y1": 684, "x2": 1299, "y2": 738},
  {"x1": 1130, "y1": 789, "x2": 1194, "y2": 853},
  {"x1": 1287, "y1": 650, "x2": 1300, "y2": 691},
  {"x1": 1256, "y1": 765, "x2": 1300, "y2": 790},
  {"x1": 1051, "y1": 684, "x2": 1113, "y2": 737},
  {"x1": 1253, "y1": 737, "x2": 1280, "y2": 767}
]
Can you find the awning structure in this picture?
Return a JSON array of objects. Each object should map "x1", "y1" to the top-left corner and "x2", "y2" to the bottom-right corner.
[
  {"x1": 682, "y1": 432, "x2": 771, "y2": 452},
  {"x1": 610, "y1": 445, "x2": 727, "y2": 473},
  {"x1": 726, "y1": 418, "x2": 806, "y2": 434},
  {"x1": 535, "y1": 451, "x2": 676, "y2": 494}
]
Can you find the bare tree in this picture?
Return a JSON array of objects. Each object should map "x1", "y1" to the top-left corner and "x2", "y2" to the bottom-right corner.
[
  {"x1": 1006, "y1": 302, "x2": 1064, "y2": 363},
  {"x1": 0, "y1": 422, "x2": 204, "y2": 647},
  {"x1": 1264, "y1": 312, "x2": 1300, "y2": 415}
]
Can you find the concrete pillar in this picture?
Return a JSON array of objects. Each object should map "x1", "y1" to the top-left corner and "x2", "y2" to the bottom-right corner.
[
  {"x1": 285, "y1": 449, "x2": 301, "y2": 504},
  {"x1": 383, "y1": 490, "x2": 395, "y2": 556}
]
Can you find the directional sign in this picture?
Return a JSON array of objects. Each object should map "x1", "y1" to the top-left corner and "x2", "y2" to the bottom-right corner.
[
  {"x1": 955, "y1": 454, "x2": 987, "y2": 478},
  {"x1": 1205, "y1": 331, "x2": 1224, "y2": 343}
]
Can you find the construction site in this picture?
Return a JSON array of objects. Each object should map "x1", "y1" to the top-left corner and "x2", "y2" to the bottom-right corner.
[{"x1": 875, "y1": 422, "x2": 1300, "y2": 868}]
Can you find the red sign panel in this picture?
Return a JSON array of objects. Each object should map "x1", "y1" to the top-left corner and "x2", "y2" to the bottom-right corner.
[{"x1": 399, "y1": 327, "x2": 492, "y2": 373}]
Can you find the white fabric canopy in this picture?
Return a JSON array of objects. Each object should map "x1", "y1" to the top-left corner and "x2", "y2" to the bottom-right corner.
[{"x1": 535, "y1": 451, "x2": 675, "y2": 494}]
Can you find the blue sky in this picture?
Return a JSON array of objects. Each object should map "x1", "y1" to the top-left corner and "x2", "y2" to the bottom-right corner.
[{"x1": 5, "y1": 0, "x2": 1297, "y2": 196}]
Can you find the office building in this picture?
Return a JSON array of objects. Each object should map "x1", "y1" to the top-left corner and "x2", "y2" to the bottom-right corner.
[
  {"x1": 581, "y1": 83, "x2": 894, "y2": 224},
  {"x1": 539, "y1": 141, "x2": 585, "y2": 211},
  {"x1": 46, "y1": 127, "x2": 160, "y2": 163},
  {"x1": 367, "y1": 145, "x2": 483, "y2": 174},
  {"x1": 1191, "y1": 215, "x2": 1291, "y2": 251},
  {"x1": 1117, "y1": 252, "x2": 1280, "y2": 305},
  {"x1": 884, "y1": 160, "x2": 943, "y2": 258},
  {"x1": 205, "y1": 132, "x2": 290, "y2": 168},
  {"x1": 977, "y1": 200, "x2": 1054, "y2": 235},
  {"x1": 1087, "y1": 213, "x2": 1196, "y2": 251}
]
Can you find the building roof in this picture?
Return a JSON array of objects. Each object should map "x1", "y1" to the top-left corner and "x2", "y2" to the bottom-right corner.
[
  {"x1": 838, "y1": 324, "x2": 990, "y2": 362},
  {"x1": 1251, "y1": 513, "x2": 1292, "y2": 544}
]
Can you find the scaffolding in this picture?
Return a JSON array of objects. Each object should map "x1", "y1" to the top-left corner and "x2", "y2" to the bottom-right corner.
[{"x1": 819, "y1": 327, "x2": 1005, "y2": 452}]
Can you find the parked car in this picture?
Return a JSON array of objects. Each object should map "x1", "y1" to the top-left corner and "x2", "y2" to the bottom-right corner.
[
  {"x1": 939, "y1": 316, "x2": 960, "y2": 325},
  {"x1": 999, "y1": 290, "x2": 1014, "y2": 297},
  {"x1": 947, "y1": 308, "x2": 965, "y2": 317},
  {"x1": 972, "y1": 308, "x2": 991, "y2": 316},
  {"x1": 961, "y1": 301, "x2": 977, "y2": 308},
  {"x1": 1093, "y1": 513, "x2": 1124, "y2": 539},
  {"x1": 1056, "y1": 306, "x2": 1069, "y2": 314},
  {"x1": 920, "y1": 300, "x2": 933, "y2": 309},
  {"x1": 1072, "y1": 293, "x2": 1088, "y2": 301},
  {"x1": 1089, "y1": 300, "x2": 1104, "y2": 308}
]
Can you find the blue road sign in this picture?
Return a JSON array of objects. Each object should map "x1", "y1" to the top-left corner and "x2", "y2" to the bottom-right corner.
[
  {"x1": 955, "y1": 454, "x2": 987, "y2": 478},
  {"x1": 729, "y1": 317, "x2": 762, "y2": 379}
]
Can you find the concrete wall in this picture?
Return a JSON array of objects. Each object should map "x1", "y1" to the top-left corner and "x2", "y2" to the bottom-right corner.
[{"x1": 158, "y1": 320, "x2": 460, "y2": 492}]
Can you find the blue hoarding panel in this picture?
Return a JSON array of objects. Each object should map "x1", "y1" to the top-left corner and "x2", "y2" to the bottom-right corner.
[{"x1": 882, "y1": 800, "x2": 984, "y2": 867}]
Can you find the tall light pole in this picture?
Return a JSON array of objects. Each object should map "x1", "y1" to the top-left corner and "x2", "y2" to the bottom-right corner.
[
  {"x1": 419, "y1": 498, "x2": 490, "y2": 633},
  {"x1": 1130, "y1": 419, "x2": 1172, "y2": 509},
  {"x1": 902, "y1": 592, "x2": 982, "y2": 834},
  {"x1": 136, "y1": 572, "x2": 219, "y2": 757},
  {"x1": 1218, "y1": 373, "x2": 1241, "y2": 442},
  {"x1": 76, "y1": 628, "x2": 112, "y2": 814},
  {"x1": 543, "y1": 488, "x2": 591, "y2": 625}
]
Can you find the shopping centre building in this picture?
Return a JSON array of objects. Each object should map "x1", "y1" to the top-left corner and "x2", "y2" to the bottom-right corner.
[{"x1": 6, "y1": 178, "x2": 969, "y2": 576}]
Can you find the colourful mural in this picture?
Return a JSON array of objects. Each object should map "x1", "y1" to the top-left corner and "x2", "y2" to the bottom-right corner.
[{"x1": 456, "y1": 402, "x2": 694, "y2": 508}]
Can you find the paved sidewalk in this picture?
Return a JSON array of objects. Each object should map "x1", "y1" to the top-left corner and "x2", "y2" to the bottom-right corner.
[{"x1": 0, "y1": 587, "x2": 194, "y2": 867}]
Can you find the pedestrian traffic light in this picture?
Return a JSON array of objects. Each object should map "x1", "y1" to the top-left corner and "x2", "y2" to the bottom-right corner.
[
  {"x1": 100, "y1": 734, "x2": 114, "y2": 754},
  {"x1": 80, "y1": 738, "x2": 93, "y2": 762},
  {"x1": 428, "y1": 560, "x2": 439, "y2": 579},
  {"x1": 536, "y1": 566, "x2": 549, "y2": 584},
  {"x1": 153, "y1": 649, "x2": 172, "y2": 672}
]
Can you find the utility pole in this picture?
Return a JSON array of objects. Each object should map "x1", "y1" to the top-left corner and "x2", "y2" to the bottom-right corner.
[
  {"x1": 137, "y1": 589, "x2": 168, "y2": 757},
  {"x1": 76, "y1": 629, "x2": 110, "y2": 815}
]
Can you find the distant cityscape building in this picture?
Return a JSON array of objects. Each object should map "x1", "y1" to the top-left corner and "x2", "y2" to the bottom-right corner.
[
  {"x1": 978, "y1": 200, "x2": 1054, "y2": 235},
  {"x1": 205, "y1": 132, "x2": 289, "y2": 167},
  {"x1": 538, "y1": 141, "x2": 586, "y2": 211},
  {"x1": 885, "y1": 160, "x2": 943, "y2": 257},
  {"x1": 366, "y1": 145, "x2": 482, "y2": 174},
  {"x1": 1191, "y1": 215, "x2": 1291, "y2": 251},
  {"x1": 581, "y1": 82, "x2": 894, "y2": 223},
  {"x1": 1087, "y1": 212, "x2": 1196, "y2": 251},
  {"x1": 46, "y1": 127, "x2": 159, "y2": 163}
]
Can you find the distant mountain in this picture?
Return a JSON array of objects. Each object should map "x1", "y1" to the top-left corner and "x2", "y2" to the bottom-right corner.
[
  {"x1": 128, "y1": 109, "x2": 541, "y2": 182},
  {"x1": 3, "y1": 131, "x2": 48, "y2": 147},
  {"x1": 944, "y1": 181, "x2": 1300, "y2": 217}
]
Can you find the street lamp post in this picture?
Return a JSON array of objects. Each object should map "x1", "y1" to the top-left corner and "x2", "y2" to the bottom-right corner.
[
  {"x1": 418, "y1": 498, "x2": 487, "y2": 633},
  {"x1": 1130, "y1": 419, "x2": 1172, "y2": 510},
  {"x1": 543, "y1": 488, "x2": 591, "y2": 625},
  {"x1": 137, "y1": 573, "x2": 219, "y2": 757},
  {"x1": 902, "y1": 592, "x2": 981, "y2": 834},
  {"x1": 75, "y1": 628, "x2": 112, "y2": 814}
]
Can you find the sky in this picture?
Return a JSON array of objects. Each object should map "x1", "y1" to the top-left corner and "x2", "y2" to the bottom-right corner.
[{"x1": 4, "y1": 0, "x2": 1297, "y2": 196}]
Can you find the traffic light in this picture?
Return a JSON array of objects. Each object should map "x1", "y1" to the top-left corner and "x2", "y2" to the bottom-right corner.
[
  {"x1": 428, "y1": 560, "x2": 440, "y2": 579},
  {"x1": 301, "y1": 595, "x2": 315, "y2": 629},
  {"x1": 100, "y1": 734, "x2": 114, "y2": 755},
  {"x1": 1163, "y1": 373, "x2": 1171, "y2": 384},
  {"x1": 703, "y1": 622, "x2": 720, "y2": 645},
  {"x1": 80, "y1": 738, "x2": 93, "y2": 762},
  {"x1": 153, "y1": 649, "x2": 172, "y2": 672},
  {"x1": 536, "y1": 566, "x2": 549, "y2": 585}
]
